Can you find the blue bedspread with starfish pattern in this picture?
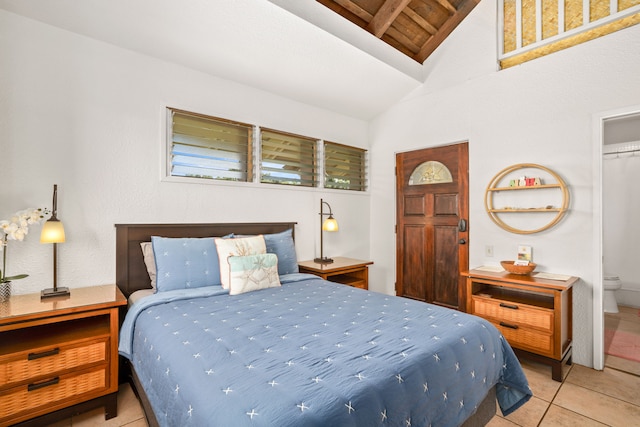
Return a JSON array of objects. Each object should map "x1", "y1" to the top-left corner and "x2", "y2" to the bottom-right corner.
[{"x1": 119, "y1": 275, "x2": 531, "y2": 426}]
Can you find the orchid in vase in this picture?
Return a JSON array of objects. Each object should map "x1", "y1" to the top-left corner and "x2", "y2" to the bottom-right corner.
[{"x1": 1, "y1": 207, "x2": 49, "y2": 284}]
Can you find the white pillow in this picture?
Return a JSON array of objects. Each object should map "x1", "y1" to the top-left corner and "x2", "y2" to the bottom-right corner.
[
  {"x1": 228, "y1": 253, "x2": 281, "y2": 295},
  {"x1": 214, "y1": 235, "x2": 266, "y2": 289}
]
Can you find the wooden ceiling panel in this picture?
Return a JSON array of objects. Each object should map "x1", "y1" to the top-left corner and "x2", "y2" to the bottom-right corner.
[
  {"x1": 383, "y1": 28, "x2": 420, "y2": 56},
  {"x1": 317, "y1": 0, "x2": 480, "y2": 63},
  {"x1": 394, "y1": 11, "x2": 430, "y2": 46},
  {"x1": 412, "y1": 0, "x2": 450, "y2": 29}
]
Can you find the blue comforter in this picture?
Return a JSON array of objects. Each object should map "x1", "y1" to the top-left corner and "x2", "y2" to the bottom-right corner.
[{"x1": 120, "y1": 274, "x2": 531, "y2": 426}]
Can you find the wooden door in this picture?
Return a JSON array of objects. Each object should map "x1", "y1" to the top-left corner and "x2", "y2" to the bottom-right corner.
[{"x1": 396, "y1": 142, "x2": 469, "y2": 311}]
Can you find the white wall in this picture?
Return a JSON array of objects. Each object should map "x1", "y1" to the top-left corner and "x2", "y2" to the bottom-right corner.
[
  {"x1": 0, "y1": 10, "x2": 370, "y2": 295},
  {"x1": 368, "y1": 0, "x2": 640, "y2": 367},
  {"x1": 4, "y1": 1, "x2": 640, "y2": 370}
]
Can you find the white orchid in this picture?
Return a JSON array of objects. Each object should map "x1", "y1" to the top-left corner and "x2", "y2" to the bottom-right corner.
[{"x1": 1, "y1": 207, "x2": 50, "y2": 283}]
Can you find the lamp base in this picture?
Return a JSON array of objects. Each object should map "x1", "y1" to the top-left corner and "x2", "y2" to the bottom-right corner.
[
  {"x1": 313, "y1": 257, "x2": 334, "y2": 264},
  {"x1": 41, "y1": 287, "x2": 70, "y2": 299}
]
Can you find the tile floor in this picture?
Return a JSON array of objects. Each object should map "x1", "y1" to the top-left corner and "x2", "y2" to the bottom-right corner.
[
  {"x1": 48, "y1": 306, "x2": 640, "y2": 426},
  {"x1": 603, "y1": 305, "x2": 640, "y2": 376},
  {"x1": 490, "y1": 304, "x2": 640, "y2": 426}
]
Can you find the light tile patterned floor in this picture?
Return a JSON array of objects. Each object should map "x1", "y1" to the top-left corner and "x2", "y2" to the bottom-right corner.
[
  {"x1": 491, "y1": 304, "x2": 640, "y2": 427},
  {"x1": 49, "y1": 306, "x2": 640, "y2": 426}
]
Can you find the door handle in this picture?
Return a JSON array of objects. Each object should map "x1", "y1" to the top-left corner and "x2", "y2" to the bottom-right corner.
[{"x1": 458, "y1": 219, "x2": 467, "y2": 232}]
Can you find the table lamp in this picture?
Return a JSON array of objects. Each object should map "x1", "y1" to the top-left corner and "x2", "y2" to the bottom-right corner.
[
  {"x1": 314, "y1": 198, "x2": 338, "y2": 264},
  {"x1": 40, "y1": 184, "x2": 70, "y2": 298}
]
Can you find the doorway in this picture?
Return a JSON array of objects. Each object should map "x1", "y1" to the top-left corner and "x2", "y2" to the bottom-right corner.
[
  {"x1": 593, "y1": 105, "x2": 640, "y2": 371},
  {"x1": 602, "y1": 111, "x2": 640, "y2": 374},
  {"x1": 395, "y1": 142, "x2": 469, "y2": 311}
]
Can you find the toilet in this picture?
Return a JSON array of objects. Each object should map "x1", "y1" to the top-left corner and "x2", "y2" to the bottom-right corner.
[{"x1": 603, "y1": 275, "x2": 622, "y2": 313}]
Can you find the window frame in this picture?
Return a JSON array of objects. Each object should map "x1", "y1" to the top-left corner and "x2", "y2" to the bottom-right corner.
[
  {"x1": 323, "y1": 141, "x2": 368, "y2": 192},
  {"x1": 165, "y1": 108, "x2": 254, "y2": 183},
  {"x1": 260, "y1": 128, "x2": 318, "y2": 188}
]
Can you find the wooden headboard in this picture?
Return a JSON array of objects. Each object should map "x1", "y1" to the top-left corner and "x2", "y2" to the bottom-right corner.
[{"x1": 115, "y1": 222, "x2": 297, "y2": 298}]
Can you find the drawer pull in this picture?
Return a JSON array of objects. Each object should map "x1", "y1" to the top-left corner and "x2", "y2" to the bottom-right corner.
[
  {"x1": 499, "y1": 303, "x2": 519, "y2": 310},
  {"x1": 28, "y1": 348, "x2": 60, "y2": 360},
  {"x1": 27, "y1": 377, "x2": 60, "y2": 392},
  {"x1": 500, "y1": 321, "x2": 519, "y2": 330}
]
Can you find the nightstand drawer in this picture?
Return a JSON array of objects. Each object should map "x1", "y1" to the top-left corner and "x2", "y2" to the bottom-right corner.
[
  {"x1": 0, "y1": 366, "x2": 108, "y2": 421},
  {"x1": 471, "y1": 296, "x2": 553, "y2": 332},
  {"x1": 492, "y1": 321, "x2": 554, "y2": 356},
  {"x1": 0, "y1": 338, "x2": 108, "y2": 388},
  {"x1": 298, "y1": 257, "x2": 373, "y2": 290}
]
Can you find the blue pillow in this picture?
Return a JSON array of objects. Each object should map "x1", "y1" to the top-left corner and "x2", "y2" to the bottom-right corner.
[
  {"x1": 264, "y1": 229, "x2": 299, "y2": 275},
  {"x1": 151, "y1": 236, "x2": 221, "y2": 292}
]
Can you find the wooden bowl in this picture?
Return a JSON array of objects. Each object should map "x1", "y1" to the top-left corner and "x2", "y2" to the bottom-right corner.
[{"x1": 501, "y1": 260, "x2": 537, "y2": 275}]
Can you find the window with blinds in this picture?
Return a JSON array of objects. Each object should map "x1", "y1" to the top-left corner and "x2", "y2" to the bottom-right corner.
[
  {"x1": 324, "y1": 142, "x2": 367, "y2": 191},
  {"x1": 166, "y1": 107, "x2": 368, "y2": 191},
  {"x1": 169, "y1": 109, "x2": 253, "y2": 182},
  {"x1": 260, "y1": 129, "x2": 317, "y2": 187}
]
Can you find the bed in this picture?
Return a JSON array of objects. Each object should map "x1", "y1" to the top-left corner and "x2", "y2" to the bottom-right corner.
[{"x1": 116, "y1": 222, "x2": 531, "y2": 427}]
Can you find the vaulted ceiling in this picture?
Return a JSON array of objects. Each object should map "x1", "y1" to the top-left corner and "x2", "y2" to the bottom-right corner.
[
  {"x1": 316, "y1": 0, "x2": 481, "y2": 63},
  {"x1": 0, "y1": 0, "x2": 483, "y2": 120}
]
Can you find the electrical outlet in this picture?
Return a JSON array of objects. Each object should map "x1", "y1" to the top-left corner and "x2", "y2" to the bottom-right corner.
[{"x1": 485, "y1": 245, "x2": 494, "y2": 257}]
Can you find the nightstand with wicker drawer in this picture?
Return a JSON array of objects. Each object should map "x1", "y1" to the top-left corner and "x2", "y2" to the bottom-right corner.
[
  {"x1": 463, "y1": 269, "x2": 578, "y2": 382},
  {"x1": 0, "y1": 284, "x2": 126, "y2": 427}
]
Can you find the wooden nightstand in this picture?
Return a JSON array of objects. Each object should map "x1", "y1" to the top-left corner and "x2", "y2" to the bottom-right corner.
[
  {"x1": 298, "y1": 257, "x2": 373, "y2": 290},
  {"x1": 0, "y1": 284, "x2": 126, "y2": 426},
  {"x1": 463, "y1": 269, "x2": 577, "y2": 381}
]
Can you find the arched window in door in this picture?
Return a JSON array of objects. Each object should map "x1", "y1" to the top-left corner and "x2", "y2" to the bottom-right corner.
[{"x1": 408, "y1": 161, "x2": 453, "y2": 185}]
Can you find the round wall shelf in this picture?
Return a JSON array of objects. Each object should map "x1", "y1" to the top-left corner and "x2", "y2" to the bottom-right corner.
[{"x1": 484, "y1": 163, "x2": 569, "y2": 234}]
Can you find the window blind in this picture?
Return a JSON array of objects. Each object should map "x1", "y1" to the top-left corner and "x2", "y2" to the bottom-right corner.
[
  {"x1": 260, "y1": 129, "x2": 317, "y2": 187},
  {"x1": 324, "y1": 141, "x2": 367, "y2": 192},
  {"x1": 169, "y1": 108, "x2": 253, "y2": 182}
]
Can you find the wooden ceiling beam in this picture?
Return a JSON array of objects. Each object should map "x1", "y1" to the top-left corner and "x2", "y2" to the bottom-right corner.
[
  {"x1": 366, "y1": 0, "x2": 413, "y2": 37},
  {"x1": 315, "y1": 0, "x2": 480, "y2": 64},
  {"x1": 415, "y1": 0, "x2": 480, "y2": 62},
  {"x1": 432, "y1": 0, "x2": 457, "y2": 14},
  {"x1": 404, "y1": 6, "x2": 438, "y2": 35},
  {"x1": 328, "y1": 0, "x2": 372, "y2": 22},
  {"x1": 385, "y1": 26, "x2": 421, "y2": 52}
]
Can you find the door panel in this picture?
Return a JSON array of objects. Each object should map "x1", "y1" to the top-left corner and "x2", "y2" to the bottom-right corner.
[
  {"x1": 434, "y1": 193, "x2": 458, "y2": 215},
  {"x1": 433, "y1": 225, "x2": 459, "y2": 307},
  {"x1": 404, "y1": 195, "x2": 426, "y2": 216},
  {"x1": 401, "y1": 224, "x2": 427, "y2": 301},
  {"x1": 396, "y1": 143, "x2": 469, "y2": 310}
]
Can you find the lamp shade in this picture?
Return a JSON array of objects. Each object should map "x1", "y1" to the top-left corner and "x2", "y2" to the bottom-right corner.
[
  {"x1": 322, "y1": 217, "x2": 339, "y2": 232},
  {"x1": 40, "y1": 220, "x2": 66, "y2": 243}
]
